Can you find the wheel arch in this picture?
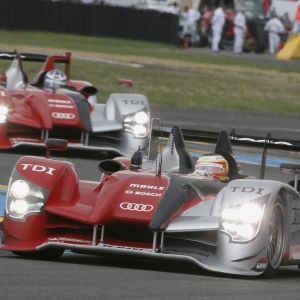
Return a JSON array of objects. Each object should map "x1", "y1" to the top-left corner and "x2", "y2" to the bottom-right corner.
[{"x1": 277, "y1": 186, "x2": 300, "y2": 264}]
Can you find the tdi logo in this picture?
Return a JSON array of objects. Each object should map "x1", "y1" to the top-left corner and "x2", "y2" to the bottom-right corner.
[
  {"x1": 21, "y1": 164, "x2": 56, "y2": 175},
  {"x1": 122, "y1": 100, "x2": 146, "y2": 105},
  {"x1": 292, "y1": 208, "x2": 300, "y2": 225},
  {"x1": 230, "y1": 187, "x2": 264, "y2": 195}
]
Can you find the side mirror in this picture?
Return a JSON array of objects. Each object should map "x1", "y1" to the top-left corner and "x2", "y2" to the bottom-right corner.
[
  {"x1": 45, "y1": 139, "x2": 68, "y2": 158},
  {"x1": 118, "y1": 79, "x2": 133, "y2": 93},
  {"x1": 130, "y1": 147, "x2": 142, "y2": 171}
]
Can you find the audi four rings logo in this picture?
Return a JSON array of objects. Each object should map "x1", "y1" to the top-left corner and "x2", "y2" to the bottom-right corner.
[
  {"x1": 120, "y1": 202, "x2": 154, "y2": 212},
  {"x1": 52, "y1": 112, "x2": 76, "y2": 119}
]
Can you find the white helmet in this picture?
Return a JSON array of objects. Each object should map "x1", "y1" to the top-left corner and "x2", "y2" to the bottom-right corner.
[
  {"x1": 195, "y1": 153, "x2": 229, "y2": 180},
  {"x1": 44, "y1": 69, "x2": 67, "y2": 89}
]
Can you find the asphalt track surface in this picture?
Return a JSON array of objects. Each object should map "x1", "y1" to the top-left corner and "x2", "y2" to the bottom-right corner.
[{"x1": 1, "y1": 51, "x2": 300, "y2": 299}]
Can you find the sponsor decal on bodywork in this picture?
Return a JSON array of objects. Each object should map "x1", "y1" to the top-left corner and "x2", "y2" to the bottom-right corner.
[
  {"x1": 99, "y1": 243, "x2": 153, "y2": 252},
  {"x1": 52, "y1": 112, "x2": 76, "y2": 119},
  {"x1": 230, "y1": 187, "x2": 265, "y2": 195},
  {"x1": 164, "y1": 248, "x2": 209, "y2": 257},
  {"x1": 255, "y1": 263, "x2": 267, "y2": 269},
  {"x1": 10, "y1": 137, "x2": 42, "y2": 144},
  {"x1": 129, "y1": 184, "x2": 164, "y2": 190},
  {"x1": 122, "y1": 100, "x2": 146, "y2": 105},
  {"x1": 292, "y1": 208, "x2": 300, "y2": 225},
  {"x1": 21, "y1": 164, "x2": 56, "y2": 175},
  {"x1": 47, "y1": 237, "x2": 92, "y2": 245},
  {"x1": 120, "y1": 202, "x2": 154, "y2": 212},
  {"x1": 125, "y1": 190, "x2": 161, "y2": 197}
]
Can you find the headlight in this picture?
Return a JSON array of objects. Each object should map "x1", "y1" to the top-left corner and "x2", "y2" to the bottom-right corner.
[
  {"x1": 6, "y1": 176, "x2": 49, "y2": 220},
  {"x1": 10, "y1": 180, "x2": 30, "y2": 198},
  {"x1": 0, "y1": 105, "x2": 7, "y2": 121},
  {"x1": 134, "y1": 111, "x2": 148, "y2": 124},
  {"x1": 124, "y1": 110, "x2": 149, "y2": 138},
  {"x1": 220, "y1": 202, "x2": 265, "y2": 242}
]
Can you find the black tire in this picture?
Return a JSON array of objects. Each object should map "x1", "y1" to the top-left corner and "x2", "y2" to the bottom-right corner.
[
  {"x1": 260, "y1": 197, "x2": 285, "y2": 279},
  {"x1": 12, "y1": 248, "x2": 64, "y2": 261}
]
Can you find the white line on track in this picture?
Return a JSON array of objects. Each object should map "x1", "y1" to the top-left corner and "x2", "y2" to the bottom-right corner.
[
  {"x1": 73, "y1": 55, "x2": 143, "y2": 68},
  {"x1": 164, "y1": 121, "x2": 300, "y2": 133}
]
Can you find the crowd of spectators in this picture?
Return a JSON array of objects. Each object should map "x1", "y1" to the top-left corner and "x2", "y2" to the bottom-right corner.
[
  {"x1": 208, "y1": 4, "x2": 296, "y2": 55},
  {"x1": 46, "y1": 0, "x2": 299, "y2": 55}
]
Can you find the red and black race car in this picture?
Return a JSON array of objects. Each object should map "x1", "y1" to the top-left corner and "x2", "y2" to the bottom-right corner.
[{"x1": 0, "y1": 51, "x2": 150, "y2": 156}]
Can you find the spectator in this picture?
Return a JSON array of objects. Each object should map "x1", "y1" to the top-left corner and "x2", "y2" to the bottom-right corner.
[
  {"x1": 211, "y1": 2, "x2": 225, "y2": 53},
  {"x1": 281, "y1": 12, "x2": 293, "y2": 40},
  {"x1": 180, "y1": 5, "x2": 201, "y2": 45},
  {"x1": 162, "y1": 1, "x2": 173, "y2": 14},
  {"x1": 172, "y1": 2, "x2": 179, "y2": 15},
  {"x1": 233, "y1": 7, "x2": 246, "y2": 54},
  {"x1": 162, "y1": 1, "x2": 179, "y2": 15},
  {"x1": 264, "y1": 12, "x2": 285, "y2": 54}
]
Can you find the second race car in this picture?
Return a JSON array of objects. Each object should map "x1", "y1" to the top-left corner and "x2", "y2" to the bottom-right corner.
[{"x1": 0, "y1": 51, "x2": 150, "y2": 156}]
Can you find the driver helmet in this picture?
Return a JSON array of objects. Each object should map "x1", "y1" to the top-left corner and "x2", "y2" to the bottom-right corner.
[
  {"x1": 194, "y1": 153, "x2": 229, "y2": 180},
  {"x1": 44, "y1": 69, "x2": 67, "y2": 89}
]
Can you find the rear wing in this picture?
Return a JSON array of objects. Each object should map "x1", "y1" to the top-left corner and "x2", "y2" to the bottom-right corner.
[
  {"x1": 0, "y1": 50, "x2": 72, "y2": 82},
  {"x1": 148, "y1": 118, "x2": 300, "y2": 180}
]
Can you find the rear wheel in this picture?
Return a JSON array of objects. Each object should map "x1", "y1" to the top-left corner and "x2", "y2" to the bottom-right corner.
[
  {"x1": 12, "y1": 248, "x2": 64, "y2": 260},
  {"x1": 261, "y1": 197, "x2": 285, "y2": 279}
]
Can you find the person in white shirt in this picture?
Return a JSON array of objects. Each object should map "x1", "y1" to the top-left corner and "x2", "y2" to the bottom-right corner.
[
  {"x1": 162, "y1": 1, "x2": 178, "y2": 15},
  {"x1": 233, "y1": 7, "x2": 246, "y2": 54},
  {"x1": 211, "y1": 3, "x2": 225, "y2": 52},
  {"x1": 180, "y1": 6, "x2": 201, "y2": 45},
  {"x1": 264, "y1": 12, "x2": 285, "y2": 54}
]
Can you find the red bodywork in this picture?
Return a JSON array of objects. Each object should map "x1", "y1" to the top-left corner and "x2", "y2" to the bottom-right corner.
[
  {"x1": 0, "y1": 52, "x2": 96, "y2": 149},
  {"x1": 1, "y1": 156, "x2": 206, "y2": 252}
]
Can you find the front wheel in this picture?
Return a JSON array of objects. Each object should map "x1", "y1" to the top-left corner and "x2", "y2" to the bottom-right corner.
[
  {"x1": 260, "y1": 197, "x2": 285, "y2": 279},
  {"x1": 12, "y1": 248, "x2": 64, "y2": 260}
]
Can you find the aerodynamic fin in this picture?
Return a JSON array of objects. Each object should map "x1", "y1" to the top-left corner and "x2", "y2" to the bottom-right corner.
[
  {"x1": 155, "y1": 124, "x2": 194, "y2": 173},
  {"x1": 5, "y1": 50, "x2": 26, "y2": 90},
  {"x1": 215, "y1": 129, "x2": 234, "y2": 155},
  {"x1": 214, "y1": 129, "x2": 243, "y2": 179},
  {"x1": 259, "y1": 132, "x2": 271, "y2": 179}
]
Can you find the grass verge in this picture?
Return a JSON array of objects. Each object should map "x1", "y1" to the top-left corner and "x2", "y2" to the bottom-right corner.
[{"x1": 0, "y1": 30, "x2": 299, "y2": 113}]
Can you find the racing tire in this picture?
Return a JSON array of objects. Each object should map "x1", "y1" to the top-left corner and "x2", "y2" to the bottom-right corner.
[
  {"x1": 12, "y1": 248, "x2": 64, "y2": 261},
  {"x1": 260, "y1": 196, "x2": 285, "y2": 279}
]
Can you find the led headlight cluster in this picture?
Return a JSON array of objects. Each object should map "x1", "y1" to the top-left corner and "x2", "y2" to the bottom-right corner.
[
  {"x1": 0, "y1": 105, "x2": 7, "y2": 122},
  {"x1": 124, "y1": 110, "x2": 149, "y2": 138},
  {"x1": 220, "y1": 202, "x2": 265, "y2": 242},
  {"x1": 6, "y1": 177, "x2": 49, "y2": 220}
]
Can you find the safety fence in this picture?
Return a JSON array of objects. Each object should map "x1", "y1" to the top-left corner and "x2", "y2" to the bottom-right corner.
[{"x1": 0, "y1": 0, "x2": 179, "y2": 45}]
